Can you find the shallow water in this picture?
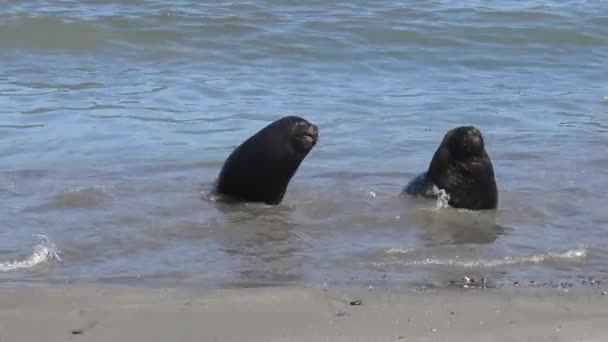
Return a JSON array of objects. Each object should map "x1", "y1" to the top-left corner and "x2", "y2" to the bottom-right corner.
[{"x1": 1, "y1": 0, "x2": 607, "y2": 289}]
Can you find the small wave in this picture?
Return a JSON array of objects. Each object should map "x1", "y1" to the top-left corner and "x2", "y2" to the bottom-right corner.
[
  {"x1": 386, "y1": 248, "x2": 415, "y2": 255},
  {"x1": 0, "y1": 124, "x2": 46, "y2": 129},
  {"x1": 0, "y1": 235, "x2": 61, "y2": 272},
  {"x1": 375, "y1": 247, "x2": 587, "y2": 268}
]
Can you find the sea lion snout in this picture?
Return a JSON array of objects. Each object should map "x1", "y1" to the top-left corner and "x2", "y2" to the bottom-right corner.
[
  {"x1": 294, "y1": 121, "x2": 319, "y2": 148},
  {"x1": 461, "y1": 126, "x2": 484, "y2": 152},
  {"x1": 468, "y1": 126, "x2": 481, "y2": 137},
  {"x1": 305, "y1": 123, "x2": 319, "y2": 142},
  {"x1": 468, "y1": 129, "x2": 482, "y2": 144}
]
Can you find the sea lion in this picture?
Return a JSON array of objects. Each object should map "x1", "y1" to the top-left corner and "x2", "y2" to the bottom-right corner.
[
  {"x1": 403, "y1": 126, "x2": 498, "y2": 210},
  {"x1": 214, "y1": 116, "x2": 318, "y2": 205}
]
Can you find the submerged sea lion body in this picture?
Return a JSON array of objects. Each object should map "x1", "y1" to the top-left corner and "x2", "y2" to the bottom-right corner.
[
  {"x1": 404, "y1": 126, "x2": 498, "y2": 210},
  {"x1": 215, "y1": 116, "x2": 318, "y2": 205}
]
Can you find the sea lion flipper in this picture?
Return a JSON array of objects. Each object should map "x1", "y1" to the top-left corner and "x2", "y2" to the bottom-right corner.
[{"x1": 403, "y1": 172, "x2": 437, "y2": 198}]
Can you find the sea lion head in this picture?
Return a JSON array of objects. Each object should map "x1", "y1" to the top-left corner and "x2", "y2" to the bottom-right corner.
[
  {"x1": 280, "y1": 116, "x2": 319, "y2": 152},
  {"x1": 444, "y1": 126, "x2": 485, "y2": 160}
]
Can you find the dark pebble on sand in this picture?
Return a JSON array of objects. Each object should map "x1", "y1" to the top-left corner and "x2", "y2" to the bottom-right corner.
[
  {"x1": 71, "y1": 329, "x2": 84, "y2": 335},
  {"x1": 350, "y1": 300, "x2": 362, "y2": 306}
]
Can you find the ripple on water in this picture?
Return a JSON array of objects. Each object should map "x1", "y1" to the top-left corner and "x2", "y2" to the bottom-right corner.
[{"x1": 29, "y1": 186, "x2": 115, "y2": 211}]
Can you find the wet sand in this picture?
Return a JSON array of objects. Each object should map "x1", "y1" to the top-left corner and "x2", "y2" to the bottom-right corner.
[{"x1": 0, "y1": 285, "x2": 606, "y2": 341}]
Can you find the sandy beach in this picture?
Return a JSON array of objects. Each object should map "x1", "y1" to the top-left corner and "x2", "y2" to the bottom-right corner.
[{"x1": 0, "y1": 285, "x2": 606, "y2": 342}]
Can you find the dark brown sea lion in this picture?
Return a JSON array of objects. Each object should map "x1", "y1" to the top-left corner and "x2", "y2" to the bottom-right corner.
[
  {"x1": 214, "y1": 116, "x2": 318, "y2": 205},
  {"x1": 403, "y1": 126, "x2": 498, "y2": 210}
]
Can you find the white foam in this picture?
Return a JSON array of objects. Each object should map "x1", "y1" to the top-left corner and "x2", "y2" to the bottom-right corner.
[
  {"x1": 375, "y1": 247, "x2": 587, "y2": 268},
  {"x1": 433, "y1": 186, "x2": 451, "y2": 209},
  {"x1": 385, "y1": 248, "x2": 414, "y2": 255},
  {"x1": 0, "y1": 235, "x2": 61, "y2": 272}
]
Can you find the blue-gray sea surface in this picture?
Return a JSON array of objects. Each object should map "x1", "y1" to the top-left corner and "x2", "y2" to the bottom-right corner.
[{"x1": 1, "y1": 0, "x2": 607, "y2": 289}]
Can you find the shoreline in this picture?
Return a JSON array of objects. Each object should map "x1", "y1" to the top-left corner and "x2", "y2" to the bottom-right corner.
[{"x1": 0, "y1": 284, "x2": 606, "y2": 341}]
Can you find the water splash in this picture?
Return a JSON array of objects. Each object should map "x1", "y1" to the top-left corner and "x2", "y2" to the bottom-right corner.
[
  {"x1": 433, "y1": 186, "x2": 451, "y2": 209},
  {"x1": 0, "y1": 235, "x2": 61, "y2": 272},
  {"x1": 374, "y1": 247, "x2": 587, "y2": 268}
]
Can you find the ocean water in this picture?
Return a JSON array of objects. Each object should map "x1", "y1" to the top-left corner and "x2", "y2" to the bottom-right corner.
[{"x1": 1, "y1": 0, "x2": 607, "y2": 290}]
